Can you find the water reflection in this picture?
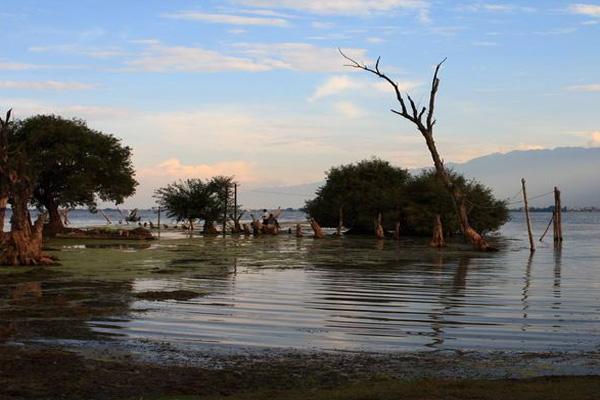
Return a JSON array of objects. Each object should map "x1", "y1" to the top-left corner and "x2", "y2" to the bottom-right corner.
[{"x1": 74, "y1": 213, "x2": 600, "y2": 352}]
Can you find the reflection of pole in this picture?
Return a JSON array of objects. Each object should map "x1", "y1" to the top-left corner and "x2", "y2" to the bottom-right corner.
[{"x1": 521, "y1": 178, "x2": 535, "y2": 252}]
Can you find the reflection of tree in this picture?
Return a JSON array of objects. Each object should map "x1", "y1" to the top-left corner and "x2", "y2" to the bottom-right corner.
[{"x1": 427, "y1": 257, "x2": 471, "y2": 349}]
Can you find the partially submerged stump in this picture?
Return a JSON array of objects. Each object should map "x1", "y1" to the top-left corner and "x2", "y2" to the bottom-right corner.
[
  {"x1": 393, "y1": 222, "x2": 401, "y2": 241},
  {"x1": 430, "y1": 214, "x2": 446, "y2": 248},
  {"x1": 310, "y1": 218, "x2": 325, "y2": 239},
  {"x1": 375, "y1": 213, "x2": 385, "y2": 240},
  {"x1": 295, "y1": 224, "x2": 303, "y2": 238}
]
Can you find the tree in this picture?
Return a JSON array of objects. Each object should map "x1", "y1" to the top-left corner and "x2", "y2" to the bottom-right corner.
[
  {"x1": 304, "y1": 159, "x2": 508, "y2": 238},
  {"x1": 304, "y1": 159, "x2": 409, "y2": 234},
  {"x1": 340, "y1": 51, "x2": 495, "y2": 251},
  {"x1": 154, "y1": 176, "x2": 237, "y2": 233},
  {"x1": 0, "y1": 109, "x2": 54, "y2": 265},
  {"x1": 12, "y1": 115, "x2": 137, "y2": 235}
]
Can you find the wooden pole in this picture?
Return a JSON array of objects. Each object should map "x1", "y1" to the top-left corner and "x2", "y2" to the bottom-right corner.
[
  {"x1": 157, "y1": 206, "x2": 161, "y2": 239},
  {"x1": 521, "y1": 178, "x2": 535, "y2": 252},
  {"x1": 234, "y1": 183, "x2": 238, "y2": 223},
  {"x1": 336, "y1": 206, "x2": 343, "y2": 236},
  {"x1": 554, "y1": 187, "x2": 563, "y2": 244},
  {"x1": 223, "y1": 185, "x2": 229, "y2": 236}
]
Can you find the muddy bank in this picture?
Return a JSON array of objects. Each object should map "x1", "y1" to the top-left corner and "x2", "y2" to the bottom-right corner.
[{"x1": 1, "y1": 343, "x2": 600, "y2": 400}]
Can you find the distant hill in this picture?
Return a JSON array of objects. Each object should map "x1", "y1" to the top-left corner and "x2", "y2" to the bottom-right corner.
[
  {"x1": 450, "y1": 147, "x2": 600, "y2": 208},
  {"x1": 238, "y1": 147, "x2": 600, "y2": 209}
]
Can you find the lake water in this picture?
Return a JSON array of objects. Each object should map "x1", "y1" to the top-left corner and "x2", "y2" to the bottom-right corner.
[{"x1": 68, "y1": 211, "x2": 600, "y2": 353}]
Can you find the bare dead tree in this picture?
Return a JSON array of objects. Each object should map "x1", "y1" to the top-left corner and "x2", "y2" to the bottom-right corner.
[{"x1": 339, "y1": 50, "x2": 493, "y2": 251}]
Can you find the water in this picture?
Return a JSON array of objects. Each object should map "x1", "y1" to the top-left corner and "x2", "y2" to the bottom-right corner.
[{"x1": 74, "y1": 212, "x2": 600, "y2": 353}]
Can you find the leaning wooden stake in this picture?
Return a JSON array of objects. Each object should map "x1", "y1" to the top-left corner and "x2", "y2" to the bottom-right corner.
[
  {"x1": 393, "y1": 222, "x2": 401, "y2": 241},
  {"x1": 336, "y1": 206, "x2": 344, "y2": 236},
  {"x1": 521, "y1": 178, "x2": 535, "y2": 252},
  {"x1": 430, "y1": 214, "x2": 446, "y2": 248},
  {"x1": 295, "y1": 224, "x2": 304, "y2": 238}
]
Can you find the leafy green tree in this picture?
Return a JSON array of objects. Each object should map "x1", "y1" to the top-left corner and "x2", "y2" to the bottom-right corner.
[
  {"x1": 12, "y1": 115, "x2": 137, "y2": 234},
  {"x1": 305, "y1": 159, "x2": 410, "y2": 234},
  {"x1": 154, "y1": 176, "x2": 237, "y2": 232},
  {"x1": 305, "y1": 159, "x2": 509, "y2": 237}
]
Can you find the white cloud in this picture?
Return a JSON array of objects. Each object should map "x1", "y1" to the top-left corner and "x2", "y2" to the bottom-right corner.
[
  {"x1": 0, "y1": 98, "x2": 132, "y2": 120},
  {"x1": 567, "y1": 83, "x2": 600, "y2": 92},
  {"x1": 235, "y1": 43, "x2": 369, "y2": 72},
  {"x1": 459, "y1": 3, "x2": 536, "y2": 13},
  {"x1": 569, "y1": 3, "x2": 600, "y2": 17},
  {"x1": 237, "y1": 0, "x2": 428, "y2": 15},
  {"x1": 163, "y1": 11, "x2": 289, "y2": 27},
  {"x1": 126, "y1": 44, "x2": 270, "y2": 72},
  {"x1": 0, "y1": 80, "x2": 96, "y2": 90},
  {"x1": 0, "y1": 61, "x2": 37, "y2": 70},
  {"x1": 333, "y1": 101, "x2": 365, "y2": 118},
  {"x1": 310, "y1": 75, "x2": 422, "y2": 101},
  {"x1": 125, "y1": 42, "x2": 368, "y2": 73},
  {"x1": 139, "y1": 158, "x2": 259, "y2": 183}
]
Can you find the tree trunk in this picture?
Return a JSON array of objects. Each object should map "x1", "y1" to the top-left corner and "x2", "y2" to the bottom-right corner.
[
  {"x1": 1, "y1": 189, "x2": 54, "y2": 266},
  {"x1": 375, "y1": 213, "x2": 384, "y2": 240},
  {"x1": 430, "y1": 214, "x2": 446, "y2": 248},
  {"x1": 44, "y1": 198, "x2": 64, "y2": 236},
  {"x1": 0, "y1": 195, "x2": 7, "y2": 234},
  {"x1": 310, "y1": 218, "x2": 325, "y2": 239}
]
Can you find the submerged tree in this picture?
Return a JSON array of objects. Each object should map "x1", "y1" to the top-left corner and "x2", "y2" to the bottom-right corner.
[
  {"x1": 304, "y1": 159, "x2": 409, "y2": 234},
  {"x1": 12, "y1": 115, "x2": 137, "y2": 235},
  {"x1": 305, "y1": 159, "x2": 508, "y2": 238},
  {"x1": 340, "y1": 51, "x2": 495, "y2": 250},
  {"x1": 0, "y1": 110, "x2": 54, "y2": 265},
  {"x1": 154, "y1": 176, "x2": 237, "y2": 233}
]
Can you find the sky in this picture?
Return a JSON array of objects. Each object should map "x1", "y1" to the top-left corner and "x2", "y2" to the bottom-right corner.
[{"x1": 0, "y1": 1, "x2": 599, "y2": 208}]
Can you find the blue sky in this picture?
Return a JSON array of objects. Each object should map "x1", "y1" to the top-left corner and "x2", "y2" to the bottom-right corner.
[{"x1": 1, "y1": 1, "x2": 599, "y2": 207}]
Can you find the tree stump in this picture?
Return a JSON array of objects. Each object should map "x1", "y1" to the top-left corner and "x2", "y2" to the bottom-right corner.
[
  {"x1": 393, "y1": 222, "x2": 401, "y2": 240},
  {"x1": 375, "y1": 213, "x2": 384, "y2": 240},
  {"x1": 310, "y1": 218, "x2": 325, "y2": 239},
  {"x1": 430, "y1": 214, "x2": 446, "y2": 248}
]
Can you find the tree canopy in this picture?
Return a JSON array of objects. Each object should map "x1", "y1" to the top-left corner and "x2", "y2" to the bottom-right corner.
[
  {"x1": 11, "y1": 115, "x2": 137, "y2": 233},
  {"x1": 154, "y1": 176, "x2": 236, "y2": 232},
  {"x1": 304, "y1": 159, "x2": 509, "y2": 236}
]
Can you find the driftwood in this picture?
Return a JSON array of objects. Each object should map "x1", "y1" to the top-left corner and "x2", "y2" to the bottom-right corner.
[
  {"x1": 310, "y1": 218, "x2": 325, "y2": 239},
  {"x1": 430, "y1": 214, "x2": 446, "y2": 248},
  {"x1": 340, "y1": 50, "x2": 494, "y2": 251}
]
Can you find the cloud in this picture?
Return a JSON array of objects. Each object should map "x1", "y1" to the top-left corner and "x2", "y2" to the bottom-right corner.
[
  {"x1": 0, "y1": 98, "x2": 132, "y2": 120},
  {"x1": 139, "y1": 158, "x2": 259, "y2": 183},
  {"x1": 589, "y1": 132, "x2": 600, "y2": 147},
  {"x1": 163, "y1": 11, "x2": 289, "y2": 27},
  {"x1": 0, "y1": 61, "x2": 37, "y2": 71},
  {"x1": 126, "y1": 44, "x2": 270, "y2": 72},
  {"x1": 569, "y1": 3, "x2": 600, "y2": 17},
  {"x1": 0, "y1": 80, "x2": 96, "y2": 90},
  {"x1": 333, "y1": 101, "x2": 365, "y2": 118},
  {"x1": 459, "y1": 3, "x2": 536, "y2": 13},
  {"x1": 234, "y1": 43, "x2": 369, "y2": 72},
  {"x1": 310, "y1": 75, "x2": 421, "y2": 100},
  {"x1": 237, "y1": 0, "x2": 428, "y2": 15},
  {"x1": 124, "y1": 42, "x2": 368, "y2": 73},
  {"x1": 567, "y1": 83, "x2": 600, "y2": 92}
]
